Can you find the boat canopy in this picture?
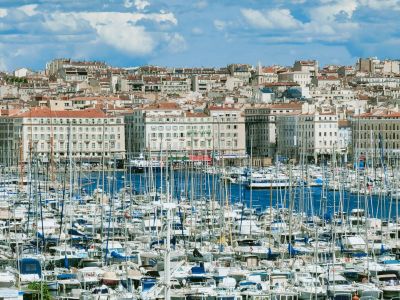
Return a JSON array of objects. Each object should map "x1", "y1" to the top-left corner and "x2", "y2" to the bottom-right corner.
[{"x1": 19, "y1": 258, "x2": 42, "y2": 277}]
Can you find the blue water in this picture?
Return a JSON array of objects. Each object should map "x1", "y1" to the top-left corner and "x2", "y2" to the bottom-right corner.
[{"x1": 78, "y1": 170, "x2": 400, "y2": 220}]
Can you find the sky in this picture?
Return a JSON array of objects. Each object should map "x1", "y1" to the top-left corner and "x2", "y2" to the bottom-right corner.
[{"x1": 0, "y1": 0, "x2": 399, "y2": 71}]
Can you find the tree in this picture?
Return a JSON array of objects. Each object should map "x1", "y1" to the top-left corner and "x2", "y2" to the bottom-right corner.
[{"x1": 27, "y1": 281, "x2": 52, "y2": 300}]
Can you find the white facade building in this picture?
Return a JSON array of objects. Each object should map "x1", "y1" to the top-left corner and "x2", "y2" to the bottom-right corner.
[
  {"x1": 0, "y1": 108, "x2": 125, "y2": 164},
  {"x1": 124, "y1": 103, "x2": 246, "y2": 160},
  {"x1": 14, "y1": 68, "x2": 34, "y2": 78},
  {"x1": 338, "y1": 120, "x2": 352, "y2": 154},
  {"x1": 278, "y1": 71, "x2": 312, "y2": 87},
  {"x1": 277, "y1": 111, "x2": 339, "y2": 161}
]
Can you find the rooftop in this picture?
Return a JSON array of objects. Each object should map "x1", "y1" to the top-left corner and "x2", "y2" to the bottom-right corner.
[
  {"x1": 11, "y1": 107, "x2": 108, "y2": 118},
  {"x1": 143, "y1": 102, "x2": 181, "y2": 110}
]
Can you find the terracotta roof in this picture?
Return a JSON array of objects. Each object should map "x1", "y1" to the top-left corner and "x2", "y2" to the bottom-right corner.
[
  {"x1": 0, "y1": 109, "x2": 19, "y2": 116},
  {"x1": 70, "y1": 96, "x2": 122, "y2": 101},
  {"x1": 357, "y1": 94, "x2": 370, "y2": 100},
  {"x1": 268, "y1": 103, "x2": 302, "y2": 109},
  {"x1": 143, "y1": 102, "x2": 181, "y2": 110},
  {"x1": 185, "y1": 112, "x2": 208, "y2": 118},
  {"x1": 262, "y1": 67, "x2": 277, "y2": 73},
  {"x1": 12, "y1": 107, "x2": 107, "y2": 118},
  {"x1": 338, "y1": 120, "x2": 350, "y2": 127},
  {"x1": 208, "y1": 106, "x2": 239, "y2": 111},
  {"x1": 318, "y1": 112, "x2": 336, "y2": 115},
  {"x1": 356, "y1": 111, "x2": 400, "y2": 118}
]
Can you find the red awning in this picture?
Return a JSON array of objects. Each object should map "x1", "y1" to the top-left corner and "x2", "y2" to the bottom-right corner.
[{"x1": 189, "y1": 155, "x2": 211, "y2": 162}]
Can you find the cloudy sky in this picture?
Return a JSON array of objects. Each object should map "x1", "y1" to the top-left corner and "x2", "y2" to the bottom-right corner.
[{"x1": 0, "y1": 0, "x2": 399, "y2": 71}]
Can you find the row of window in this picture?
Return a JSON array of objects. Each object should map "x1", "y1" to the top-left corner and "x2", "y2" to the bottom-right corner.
[
  {"x1": 26, "y1": 126, "x2": 121, "y2": 133},
  {"x1": 28, "y1": 133, "x2": 120, "y2": 140},
  {"x1": 358, "y1": 132, "x2": 400, "y2": 139},
  {"x1": 148, "y1": 124, "x2": 237, "y2": 131},
  {"x1": 25, "y1": 118, "x2": 122, "y2": 125},
  {"x1": 148, "y1": 140, "x2": 238, "y2": 148},
  {"x1": 34, "y1": 141, "x2": 119, "y2": 150},
  {"x1": 33, "y1": 152, "x2": 119, "y2": 157},
  {"x1": 359, "y1": 123, "x2": 400, "y2": 130}
]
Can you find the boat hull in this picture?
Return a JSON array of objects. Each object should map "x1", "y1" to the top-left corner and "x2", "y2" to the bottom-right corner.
[{"x1": 245, "y1": 183, "x2": 291, "y2": 189}]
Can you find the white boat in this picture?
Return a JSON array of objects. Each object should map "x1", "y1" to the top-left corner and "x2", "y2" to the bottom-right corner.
[
  {"x1": 376, "y1": 273, "x2": 400, "y2": 299},
  {"x1": 294, "y1": 273, "x2": 326, "y2": 300},
  {"x1": 0, "y1": 271, "x2": 16, "y2": 288},
  {"x1": 246, "y1": 173, "x2": 292, "y2": 189},
  {"x1": 319, "y1": 273, "x2": 355, "y2": 297}
]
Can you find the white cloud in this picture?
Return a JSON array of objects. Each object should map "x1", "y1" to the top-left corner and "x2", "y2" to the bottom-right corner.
[
  {"x1": 124, "y1": 0, "x2": 134, "y2": 8},
  {"x1": 191, "y1": 27, "x2": 203, "y2": 35},
  {"x1": 0, "y1": 9, "x2": 7, "y2": 18},
  {"x1": 194, "y1": 1, "x2": 208, "y2": 9},
  {"x1": 79, "y1": 12, "x2": 177, "y2": 55},
  {"x1": 44, "y1": 13, "x2": 90, "y2": 33},
  {"x1": 309, "y1": 0, "x2": 357, "y2": 22},
  {"x1": 359, "y1": 0, "x2": 400, "y2": 10},
  {"x1": 241, "y1": 8, "x2": 301, "y2": 30},
  {"x1": 18, "y1": 4, "x2": 39, "y2": 17},
  {"x1": 42, "y1": 10, "x2": 178, "y2": 56},
  {"x1": 79, "y1": 11, "x2": 177, "y2": 26},
  {"x1": 134, "y1": 0, "x2": 150, "y2": 11},
  {"x1": 240, "y1": 1, "x2": 359, "y2": 43},
  {"x1": 214, "y1": 19, "x2": 226, "y2": 31},
  {"x1": 165, "y1": 33, "x2": 187, "y2": 53},
  {"x1": 97, "y1": 23, "x2": 155, "y2": 54}
]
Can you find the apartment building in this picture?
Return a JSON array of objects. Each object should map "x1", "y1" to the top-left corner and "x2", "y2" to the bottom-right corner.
[
  {"x1": 0, "y1": 108, "x2": 125, "y2": 165},
  {"x1": 59, "y1": 67, "x2": 88, "y2": 82},
  {"x1": 244, "y1": 103, "x2": 302, "y2": 162},
  {"x1": 338, "y1": 120, "x2": 352, "y2": 155},
  {"x1": 293, "y1": 60, "x2": 319, "y2": 78},
  {"x1": 191, "y1": 75, "x2": 222, "y2": 94},
  {"x1": 276, "y1": 111, "x2": 339, "y2": 162},
  {"x1": 358, "y1": 57, "x2": 381, "y2": 73},
  {"x1": 312, "y1": 76, "x2": 341, "y2": 88},
  {"x1": 278, "y1": 71, "x2": 311, "y2": 87},
  {"x1": 124, "y1": 103, "x2": 246, "y2": 161},
  {"x1": 252, "y1": 65, "x2": 279, "y2": 85},
  {"x1": 207, "y1": 106, "x2": 246, "y2": 159},
  {"x1": 160, "y1": 77, "x2": 191, "y2": 95},
  {"x1": 354, "y1": 76, "x2": 400, "y2": 88},
  {"x1": 46, "y1": 58, "x2": 107, "y2": 77},
  {"x1": 351, "y1": 110, "x2": 400, "y2": 161}
]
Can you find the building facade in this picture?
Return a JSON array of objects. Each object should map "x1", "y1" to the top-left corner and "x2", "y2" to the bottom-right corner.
[
  {"x1": 277, "y1": 111, "x2": 339, "y2": 162},
  {"x1": 278, "y1": 71, "x2": 312, "y2": 87},
  {"x1": 124, "y1": 103, "x2": 246, "y2": 161},
  {"x1": 351, "y1": 110, "x2": 400, "y2": 161},
  {"x1": 244, "y1": 103, "x2": 302, "y2": 161},
  {"x1": 0, "y1": 108, "x2": 125, "y2": 164}
]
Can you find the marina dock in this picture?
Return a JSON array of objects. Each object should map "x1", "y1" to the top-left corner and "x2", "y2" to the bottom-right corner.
[{"x1": 0, "y1": 161, "x2": 398, "y2": 300}]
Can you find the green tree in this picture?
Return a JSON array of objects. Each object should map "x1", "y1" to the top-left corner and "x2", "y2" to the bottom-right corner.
[{"x1": 27, "y1": 281, "x2": 52, "y2": 300}]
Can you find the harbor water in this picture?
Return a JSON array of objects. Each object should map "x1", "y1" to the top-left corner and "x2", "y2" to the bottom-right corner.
[{"x1": 79, "y1": 170, "x2": 400, "y2": 220}]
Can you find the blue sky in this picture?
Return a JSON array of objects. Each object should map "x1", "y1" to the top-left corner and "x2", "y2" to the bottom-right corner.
[{"x1": 0, "y1": 0, "x2": 399, "y2": 71}]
